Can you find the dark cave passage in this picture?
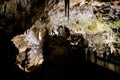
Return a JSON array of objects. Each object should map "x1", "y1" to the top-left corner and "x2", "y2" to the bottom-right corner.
[
  {"x1": 3, "y1": 44, "x2": 120, "y2": 80},
  {"x1": 29, "y1": 45, "x2": 120, "y2": 80}
]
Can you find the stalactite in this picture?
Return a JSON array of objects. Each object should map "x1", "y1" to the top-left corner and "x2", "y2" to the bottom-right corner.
[{"x1": 64, "y1": 0, "x2": 69, "y2": 20}]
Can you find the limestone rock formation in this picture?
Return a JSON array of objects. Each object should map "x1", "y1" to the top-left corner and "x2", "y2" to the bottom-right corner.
[
  {"x1": 0, "y1": 0, "x2": 61, "y2": 74},
  {"x1": 12, "y1": 26, "x2": 44, "y2": 72}
]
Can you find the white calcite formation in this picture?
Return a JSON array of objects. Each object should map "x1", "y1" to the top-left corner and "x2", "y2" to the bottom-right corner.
[{"x1": 12, "y1": 26, "x2": 44, "y2": 72}]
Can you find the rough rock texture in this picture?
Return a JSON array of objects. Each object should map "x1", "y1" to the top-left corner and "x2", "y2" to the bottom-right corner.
[
  {"x1": 0, "y1": 0, "x2": 61, "y2": 77},
  {"x1": 12, "y1": 28, "x2": 44, "y2": 72},
  {"x1": 0, "y1": 0, "x2": 60, "y2": 37},
  {"x1": 47, "y1": 0, "x2": 120, "y2": 64},
  {"x1": 1, "y1": 0, "x2": 120, "y2": 78}
]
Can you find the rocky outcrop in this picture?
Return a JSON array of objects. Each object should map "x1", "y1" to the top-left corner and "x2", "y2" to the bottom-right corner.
[
  {"x1": 0, "y1": 0, "x2": 62, "y2": 76},
  {"x1": 12, "y1": 28, "x2": 44, "y2": 72}
]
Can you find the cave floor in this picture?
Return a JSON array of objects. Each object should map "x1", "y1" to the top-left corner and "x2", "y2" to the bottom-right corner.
[
  {"x1": 27, "y1": 53, "x2": 120, "y2": 80},
  {"x1": 3, "y1": 48, "x2": 120, "y2": 80}
]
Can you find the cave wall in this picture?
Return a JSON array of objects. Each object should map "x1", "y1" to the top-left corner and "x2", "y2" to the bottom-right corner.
[
  {"x1": 0, "y1": 0, "x2": 60, "y2": 37},
  {"x1": 0, "y1": 0, "x2": 60, "y2": 78},
  {"x1": 0, "y1": 0, "x2": 120, "y2": 78}
]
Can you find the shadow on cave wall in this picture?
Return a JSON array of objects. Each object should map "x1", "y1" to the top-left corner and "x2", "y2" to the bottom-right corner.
[
  {"x1": 0, "y1": 0, "x2": 71, "y2": 79},
  {"x1": 0, "y1": 0, "x2": 60, "y2": 79}
]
